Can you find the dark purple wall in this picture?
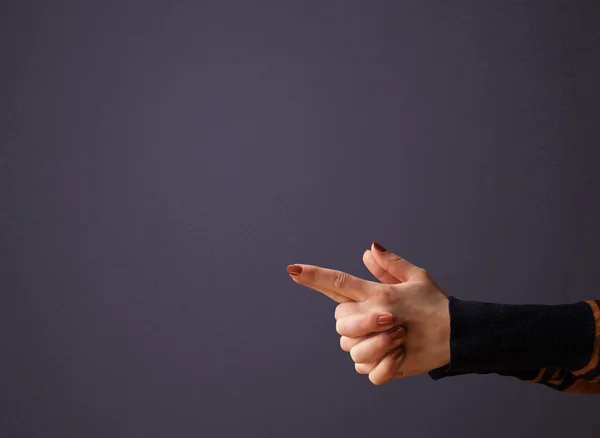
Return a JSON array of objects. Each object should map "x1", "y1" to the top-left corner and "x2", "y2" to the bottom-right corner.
[{"x1": 2, "y1": 1, "x2": 599, "y2": 437}]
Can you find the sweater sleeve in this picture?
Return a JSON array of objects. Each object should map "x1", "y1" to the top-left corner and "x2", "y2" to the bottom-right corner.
[{"x1": 428, "y1": 298, "x2": 600, "y2": 393}]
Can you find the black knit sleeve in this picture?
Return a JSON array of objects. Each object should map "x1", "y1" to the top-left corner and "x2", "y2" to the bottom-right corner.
[{"x1": 428, "y1": 299, "x2": 600, "y2": 393}]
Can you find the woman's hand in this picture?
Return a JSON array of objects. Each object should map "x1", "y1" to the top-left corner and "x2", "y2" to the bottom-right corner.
[
  {"x1": 287, "y1": 241, "x2": 451, "y2": 385},
  {"x1": 351, "y1": 245, "x2": 434, "y2": 380}
]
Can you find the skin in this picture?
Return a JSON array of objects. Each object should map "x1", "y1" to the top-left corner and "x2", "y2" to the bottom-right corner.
[
  {"x1": 288, "y1": 246, "x2": 600, "y2": 394},
  {"x1": 287, "y1": 242, "x2": 451, "y2": 385}
]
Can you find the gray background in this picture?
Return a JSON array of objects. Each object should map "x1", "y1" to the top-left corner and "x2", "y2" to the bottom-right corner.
[{"x1": 2, "y1": 1, "x2": 600, "y2": 437}]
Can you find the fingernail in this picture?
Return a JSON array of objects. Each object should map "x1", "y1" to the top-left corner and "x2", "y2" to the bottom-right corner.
[
  {"x1": 377, "y1": 313, "x2": 394, "y2": 325},
  {"x1": 287, "y1": 265, "x2": 303, "y2": 276},
  {"x1": 390, "y1": 327, "x2": 405, "y2": 341},
  {"x1": 372, "y1": 241, "x2": 387, "y2": 252}
]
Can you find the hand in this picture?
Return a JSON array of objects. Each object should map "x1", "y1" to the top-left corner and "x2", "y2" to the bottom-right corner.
[
  {"x1": 347, "y1": 246, "x2": 431, "y2": 380},
  {"x1": 349, "y1": 244, "x2": 446, "y2": 380},
  {"x1": 287, "y1": 241, "x2": 450, "y2": 385}
]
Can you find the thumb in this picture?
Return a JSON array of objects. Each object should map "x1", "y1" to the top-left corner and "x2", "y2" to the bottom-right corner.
[
  {"x1": 370, "y1": 241, "x2": 424, "y2": 282},
  {"x1": 362, "y1": 249, "x2": 402, "y2": 284}
]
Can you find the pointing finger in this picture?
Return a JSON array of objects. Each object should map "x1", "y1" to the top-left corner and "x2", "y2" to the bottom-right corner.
[
  {"x1": 287, "y1": 265, "x2": 354, "y2": 303},
  {"x1": 288, "y1": 264, "x2": 382, "y2": 302}
]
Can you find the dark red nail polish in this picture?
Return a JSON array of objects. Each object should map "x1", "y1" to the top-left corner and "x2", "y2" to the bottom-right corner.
[
  {"x1": 390, "y1": 327, "x2": 405, "y2": 341},
  {"x1": 372, "y1": 241, "x2": 387, "y2": 252},
  {"x1": 287, "y1": 265, "x2": 303, "y2": 276}
]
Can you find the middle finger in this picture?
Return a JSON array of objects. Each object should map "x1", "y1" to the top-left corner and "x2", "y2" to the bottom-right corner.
[{"x1": 349, "y1": 327, "x2": 405, "y2": 363}]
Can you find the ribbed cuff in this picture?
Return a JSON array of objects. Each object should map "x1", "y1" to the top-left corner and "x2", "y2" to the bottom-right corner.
[{"x1": 443, "y1": 297, "x2": 595, "y2": 372}]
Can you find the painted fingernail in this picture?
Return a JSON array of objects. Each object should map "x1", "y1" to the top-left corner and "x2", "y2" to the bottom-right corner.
[
  {"x1": 372, "y1": 241, "x2": 387, "y2": 252},
  {"x1": 287, "y1": 265, "x2": 303, "y2": 276},
  {"x1": 390, "y1": 327, "x2": 405, "y2": 341},
  {"x1": 377, "y1": 313, "x2": 394, "y2": 325}
]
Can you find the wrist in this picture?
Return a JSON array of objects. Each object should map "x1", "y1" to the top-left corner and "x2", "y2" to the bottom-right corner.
[{"x1": 432, "y1": 297, "x2": 451, "y2": 369}]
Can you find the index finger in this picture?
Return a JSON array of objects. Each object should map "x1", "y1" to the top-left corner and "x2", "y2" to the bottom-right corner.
[{"x1": 287, "y1": 264, "x2": 379, "y2": 302}]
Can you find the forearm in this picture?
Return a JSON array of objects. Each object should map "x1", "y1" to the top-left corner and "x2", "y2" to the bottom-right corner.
[{"x1": 429, "y1": 298, "x2": 600, "y2": 393}]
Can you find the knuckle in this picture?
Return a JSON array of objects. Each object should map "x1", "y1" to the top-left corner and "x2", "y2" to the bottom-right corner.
[
  {"x1": 377, "y1": 286, "x2": 394, "y2": 302},
  {"x1": 334, "y1": 304, "x2": 343, "y2": 320},
  {"x1": 370, "y1": 367, "x2": 394, "y2": 386},
  {"x1": 355, "y1": 363, "x2": 368, "y2": 374},
  {"x1": 362, "y1": 315, "x2": 376, "y2": 333},
  {"x1": 389, "y1": 253, "x2": 402, "y2": 263},
  {"x1": 332, "y1": 271, "x2": 348, "y2": 289},
  {"x1": 369, "y1": 373, "x2": 383, "y2": 385},
  {"x1": 414, "y1": 267, "x2": 430, "y2": 281},
  {"x1": 335, "y1": 320, "x2": 344, "y2": 335}
]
